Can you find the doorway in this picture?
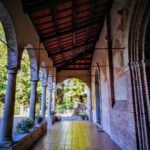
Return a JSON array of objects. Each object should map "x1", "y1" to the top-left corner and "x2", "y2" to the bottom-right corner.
[{"x1": 95, "y1": 70, "x2": 102, "y2": 124}]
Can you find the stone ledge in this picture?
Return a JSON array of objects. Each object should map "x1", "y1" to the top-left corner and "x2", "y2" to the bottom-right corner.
[{"x1": 12, "y1": 121, "x2": 47, "y2": 150}]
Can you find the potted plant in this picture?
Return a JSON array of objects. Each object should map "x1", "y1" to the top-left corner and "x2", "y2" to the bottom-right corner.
[
  {"x1": 35, "y1": 115, "x2": 43, "y2": 124},
  {"x1": 80, "y1": 113, "x2": 89, "y2": 120},
  {"x1": 50, "y1": 111, "x2": 56, "y2": 124},
  {"x1": 50, "y1": 111, "x2": 56, "y2": 116},
  {"x1": 16, "y1": 118, "x2": 34, "y2": 134}
]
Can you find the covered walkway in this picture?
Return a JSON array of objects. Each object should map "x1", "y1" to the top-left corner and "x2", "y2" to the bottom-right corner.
[
  {"x1": 31, "y1": 121, "x2": 120, "y2": 150},
  {"x1": 0, "y1": 0, "x2": 149, "y2": 150}
]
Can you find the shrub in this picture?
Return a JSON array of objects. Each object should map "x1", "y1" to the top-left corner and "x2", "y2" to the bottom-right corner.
[
  {"x1": 16, "y1": 118, "x2": 34, "y2": 134},
  {"x1": 35, "y1": 115, "x2": 43, "y2": 124},
  {"x1": 50, "y1": 111, "x2": 56, "y2": 116},
  {"x1": 80, "y1": 113, "x2": 88, "y2": 120}
]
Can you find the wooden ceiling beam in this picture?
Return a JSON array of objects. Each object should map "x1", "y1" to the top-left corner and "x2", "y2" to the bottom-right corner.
[
  {"x1": 57, "y1": 68, "x2": 90, "y2": 71},
  {"x1": 49, "y1": 40, "x2": 95, "y2": 57},
  {"x1": 55, "y1": 50, "x2": 93, "y2": 70},
  {"x1": 73, "y1": 63, "x2": 91, "y2": 65},
  {"x1": 41, "y1": 17, "x2": 104, "y2": 42},
  {"x1": 22, "y1": 0, "x2": 69, "y2": 13}
]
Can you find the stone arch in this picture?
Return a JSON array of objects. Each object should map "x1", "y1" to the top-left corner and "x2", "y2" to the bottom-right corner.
[
  {"x1": 57, "y1": 77, "x2": 90, "y2": 97},
  {"x1": 56, "y1": 77, "x2": 90, "y2": 117},
  {"x1": 129, "y1": 0, "x2": 150, "y2": 149},
  {"x1": 0, "y1": 2, "x2": 19, "y2": 143},
  {"x1": 18, "y1": 44, "x2": 38, "y2": 80},
  {"x1": 0, "y1": 2, "x2": 18, "y2": 67},
  {"x1": 25, "y1": 44, "x2": 38, "y2": 80}
]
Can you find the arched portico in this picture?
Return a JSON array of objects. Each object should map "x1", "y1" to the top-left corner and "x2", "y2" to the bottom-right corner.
[{"x1": 0, "y1": 1, "x2": 18, "y2": 145}]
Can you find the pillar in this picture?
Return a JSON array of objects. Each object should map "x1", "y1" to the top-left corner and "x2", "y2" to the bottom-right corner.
[
  {"x1": 51, "y1": 90, "x2": 56, "y2": 111},
  {"x1": 0, "y1": 67, "x2": 18, "y2": 145},
  {"x1": 48, "y1": 88, "x2": 53, "y2": 117},
  {"x1": 41, "y1": 84, "x2": 47, "y2": 118},
  {"x1": 29, "y1": 80, "x2": 38, "y2": 120}
]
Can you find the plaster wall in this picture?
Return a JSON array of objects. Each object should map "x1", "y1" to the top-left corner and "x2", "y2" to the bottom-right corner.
[{"x1": 91, "y1": 0, "x2": 137, "y2": 149}]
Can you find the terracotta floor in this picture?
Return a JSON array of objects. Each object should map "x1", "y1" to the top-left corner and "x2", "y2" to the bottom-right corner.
[{"x1": 31, "y1": 121, "x2": 121, "y2": 150}]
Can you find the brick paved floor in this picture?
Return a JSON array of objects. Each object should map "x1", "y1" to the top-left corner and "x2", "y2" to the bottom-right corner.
[{"x1": 31, "y1": 121, "x2": 121, "y2": 150}]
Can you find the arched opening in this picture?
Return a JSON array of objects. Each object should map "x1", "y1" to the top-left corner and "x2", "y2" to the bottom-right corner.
[
  {"x1": 95, "y1": 70, "x2": 102, "y2": 125},
  {"x1": 0, "y1": 21, "x2": 7, "y2": 132},
  {"x1": 15, "y1": 49, "x2": 30, "y2": 115},
  {"x1": 0, "y1": 2, "x2": 18, "y2": 143},
  {"x1": 13, "y1": 44, "x2": 40, "y2": 130},
  {"x1": 56, "y1": 78, "x2": 89, "y2": 120}
]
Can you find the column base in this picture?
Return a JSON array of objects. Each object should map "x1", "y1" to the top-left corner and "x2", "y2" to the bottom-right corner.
[
  {"x1": 0, "y1": 140, "x2": 13, "y2": 150},
  {"x1": 46, "y1": 117, "x2": 52, "y2": 129}
]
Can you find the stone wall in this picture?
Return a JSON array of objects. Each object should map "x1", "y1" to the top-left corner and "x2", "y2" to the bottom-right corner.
[{"x1": 91, "y1": 0, "x2": 137, "y2": 149}]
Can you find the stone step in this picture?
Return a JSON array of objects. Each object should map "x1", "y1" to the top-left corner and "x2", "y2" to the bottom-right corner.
[{"x1": 61, "y1": 116, "x2": 83, "y2": 121}]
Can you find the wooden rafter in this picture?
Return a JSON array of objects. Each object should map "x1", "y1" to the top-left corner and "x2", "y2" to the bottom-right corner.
[
  {"x1": 56, "y1": 50, "x2": 93, "y2": 71},
  {"x1": 22, "y1": 0, "x2": 69, "y2": 13},
  {"x1": 21, "y1": 0, "x2": 112, "y2": 71},
  {"x1": 49, "y1": 39, "x2": 95, "y2": 57},
  {"x1": 41, "y1": 17, "x2": 104, "y2": 42}
]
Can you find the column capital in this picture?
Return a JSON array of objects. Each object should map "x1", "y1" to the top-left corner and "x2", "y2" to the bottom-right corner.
[
  {"x1": 30, "y1": 79, "x2": 38, "y2": 82},
  {"x1": 48, "y1": 87, "x2": 53, "y2": 90},
  {"x1": 6, "y1": 65, "x2": 18, "y2": 74},
  {"x1": 48, "y1": 83, "x2": 53, "y2": 90},
  {"x1": 41, "y1": 78, "x2": 47, "y2": 87},
  {"x1": 42, "y1": 83, "x2": 47, "y2": 87}
]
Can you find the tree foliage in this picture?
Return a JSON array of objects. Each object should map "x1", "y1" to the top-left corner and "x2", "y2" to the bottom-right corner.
[
  {"x1": 15, "y1": 50, "x2": 31, "y2": 113},
  {"x1": 56, "y1": 78, "x2": 87, "y2": 111},
  {"x1": 0, "y1": 22, "x2": 42, "y2": 115},
  {"x1": 0, "y1": 22, "x2": 7, "y2": 114}
]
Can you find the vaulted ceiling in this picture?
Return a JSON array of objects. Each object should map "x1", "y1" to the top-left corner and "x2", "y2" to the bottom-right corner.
[{"x1": 22, "y1": 0, "x2": 112, "y2": 71}]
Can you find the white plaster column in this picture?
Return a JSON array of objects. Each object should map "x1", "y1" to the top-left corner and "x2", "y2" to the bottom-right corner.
[
  {"x1": 51, "y1": 81, "x2": 56, "y2": 111},
  {"x1": 51, "y1": 90, "x2": 56, "y2": 111},
  {"x1": 48, "y1": 88, "x2": 53, "y2": 117},
  {"x1": 0, "y1": 67, "x2": 18, "y2": 145},
  {"x1": 47, "y1": 87, "x2": 53, "y2": 129},
  {"x1": 29, "y1": 80, "x2": 38, "y2": 120},
  {"x1": 41, "y1": 83, "x2": 47, "y2": 118},
  {"x1": 47, "y1": 74, "x2": 53, "y2": 116}
]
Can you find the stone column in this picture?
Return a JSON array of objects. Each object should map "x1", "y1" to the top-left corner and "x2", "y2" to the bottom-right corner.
[
  {"x1": 0, "y1": 67, "x2": 18, "y2": 145},
  {"x1": 47, "y1": 87, "x2": 53, "y2": 129},
  {"x1": 41, "y1": 84, "x2": 47, "y2": 118},
  {"x1": 29, "y1": 80, "x2": 38, "y2": 120},
  {"x1": 51, "y1": 90, "x2": 56, "y2": 111},
  {"x1": 48, "y1": 88, "x2": 53, "y2": 117}
]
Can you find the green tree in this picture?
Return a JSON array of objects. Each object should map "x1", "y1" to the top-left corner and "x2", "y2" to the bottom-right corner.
[
  {"x1": 0, "y1": 22, "x2": 42, "y2": 116},
  {"x1": 56, "y1": 78, "x2": 87, "y2": 112},
  {"x1": 15, "y1": 50, "x2": 31, "y2": 114},
  {"x1": 0, "y1": 22, "x2": 7, "y2": 115}
]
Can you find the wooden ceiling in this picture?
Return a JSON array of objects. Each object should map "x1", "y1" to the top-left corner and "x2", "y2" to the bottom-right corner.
[{"x1": 22, "y1": 0, "x2": 112, "y2": 71}]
